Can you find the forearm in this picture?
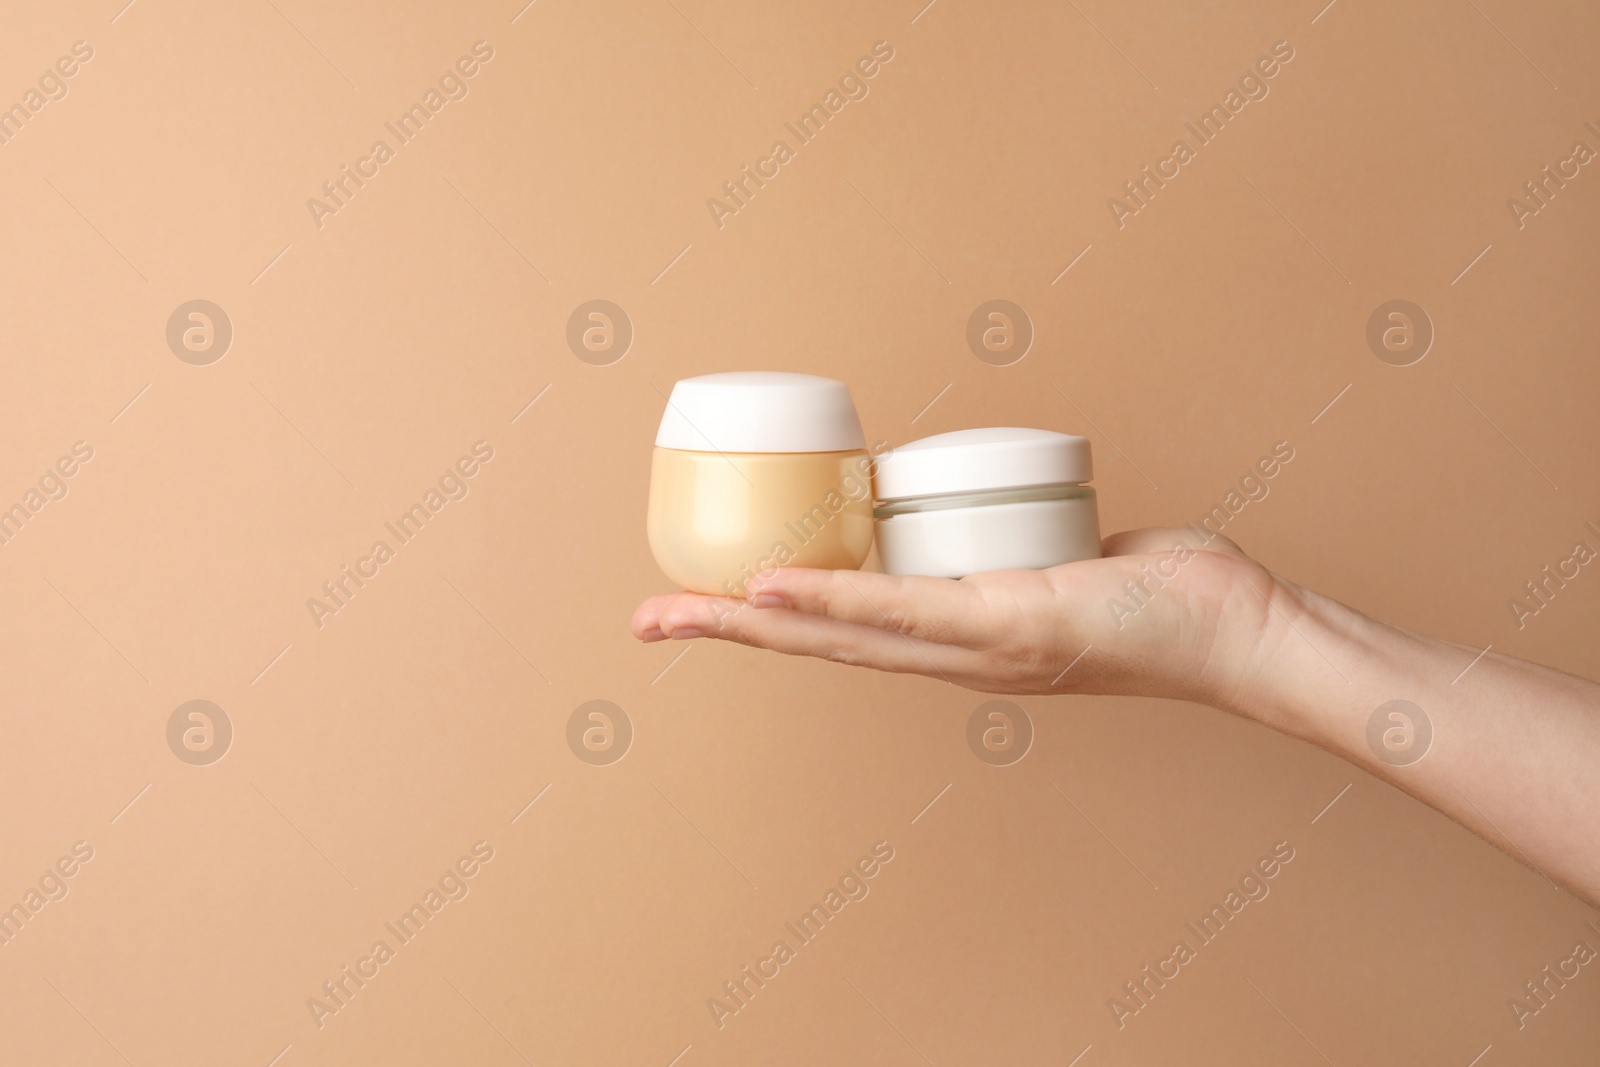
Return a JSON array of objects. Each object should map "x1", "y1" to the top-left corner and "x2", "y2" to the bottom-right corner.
[{"x1": 1220, "y1": 574, "x2": 1600, "y2": 906}]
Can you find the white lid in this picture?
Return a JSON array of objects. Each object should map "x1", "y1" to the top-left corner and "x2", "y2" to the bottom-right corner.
[
  {"x1": 654, "y1": 372, "x2": 866, "y2": 453},
  {"x1": 873, "y1": 427, "x2": 1093, "y2": 501}
]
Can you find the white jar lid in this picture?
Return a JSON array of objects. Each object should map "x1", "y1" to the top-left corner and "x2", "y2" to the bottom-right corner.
[
  {"x1": 873, "y1": 427, "x2": 1093, "y2": 502},
  {"x1": 654, "y1": 372, "x2": 867, "y2": 453}
]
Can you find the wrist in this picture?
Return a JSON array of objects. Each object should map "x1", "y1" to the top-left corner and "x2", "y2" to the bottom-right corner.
[{"x1": 1207, "y1": 566, "x2": 1374, "y2": 741}]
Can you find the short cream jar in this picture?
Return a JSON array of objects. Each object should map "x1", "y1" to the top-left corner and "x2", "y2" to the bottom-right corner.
[
  {"x1": 647, "y1": 372, "x2": 875, "y2": 595},
  {"x1": 872, "y1": 427, "x2": 1101, "y2": 578}
]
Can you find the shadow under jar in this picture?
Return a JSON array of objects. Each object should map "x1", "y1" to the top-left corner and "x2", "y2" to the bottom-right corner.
[{"x1": 647, "y1": 372, "x2": 875, "y2": 596}]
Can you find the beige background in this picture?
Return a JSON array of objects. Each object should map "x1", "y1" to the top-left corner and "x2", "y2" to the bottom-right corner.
[{"x1": 1, "y1": 0, "x2": 1597, "y2": 1063}]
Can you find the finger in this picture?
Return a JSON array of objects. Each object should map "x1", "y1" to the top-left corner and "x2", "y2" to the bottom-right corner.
[
  {"x1": 632, "y1": 592, "x2": 735, "y2": 641},
  {"x1": 744, "y1": 568, "x2": 986, "y2": 646},
  {"x1": 627, "y1": 591, "x2": 723, "y2": 643},
  {"x1": 631, "y1": 595, "x2": 669, "y2": 640},
  {"x1": 658, "y1": 594, "x2": 963, "y2": 681}
]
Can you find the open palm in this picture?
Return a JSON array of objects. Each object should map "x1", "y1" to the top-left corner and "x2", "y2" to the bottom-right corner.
[{"x1": 631, "y1": 527, "x2": 1278, "y2": 704}]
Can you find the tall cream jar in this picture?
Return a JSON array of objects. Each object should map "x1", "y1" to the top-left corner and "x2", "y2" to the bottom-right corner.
[
  {"x1": 872, "y1": 427, "x2": 1101, "y2": 578},
  {"x1": 647, "y1": 372, "x2": 875, "y2": 595}
]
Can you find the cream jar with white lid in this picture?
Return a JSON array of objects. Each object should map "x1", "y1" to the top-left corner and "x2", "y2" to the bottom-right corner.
[
  {"x1": 647, "y1": 372, "x2": 875, "y2": 595},
  {"x1": 872, "y1": 427, "x2": 1101, "y2": 578}
]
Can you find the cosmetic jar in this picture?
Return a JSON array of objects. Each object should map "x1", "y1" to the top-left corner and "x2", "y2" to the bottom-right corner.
[
  {"x1": 872, "y1": 427, "x2": 1101, "y2": 578},
  {"x1": 647, "y1": 372, "x2": 875, "y2": 595}
]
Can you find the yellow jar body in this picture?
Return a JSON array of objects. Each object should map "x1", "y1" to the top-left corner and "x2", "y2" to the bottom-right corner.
[{"x1": 647, "y1": 448, "x2": 874, "y2": 595}]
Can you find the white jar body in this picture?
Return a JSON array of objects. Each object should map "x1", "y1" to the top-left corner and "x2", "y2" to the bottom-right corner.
[{"x1": 874, "y1": 489, "x2": 1100, "y2": 578}]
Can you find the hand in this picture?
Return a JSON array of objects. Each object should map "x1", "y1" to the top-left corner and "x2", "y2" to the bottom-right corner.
[
  {"x1": 631, "y1": 527, "x2": 1280, "y2": 705},
  {"x1": 634, "y1": 525, "x2": 1600, "y2": 905}
]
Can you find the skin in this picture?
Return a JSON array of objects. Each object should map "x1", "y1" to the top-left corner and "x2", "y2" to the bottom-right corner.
[{"x1": 633, "y1": 527, "x2": 1600, "y2": 907}]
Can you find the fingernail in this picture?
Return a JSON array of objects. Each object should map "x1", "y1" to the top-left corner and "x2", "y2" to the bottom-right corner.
[
  {"x1": 670, "y1": 627, "x2": 705, "y2": 640},
  {"x1": 639, "y1": 626, "x2": 666, "y2": 643},
  {"x1": 749, "y1": 593, "x2": 786, "y2": 609}
]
